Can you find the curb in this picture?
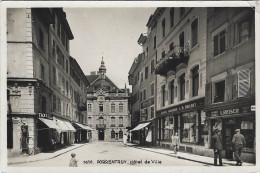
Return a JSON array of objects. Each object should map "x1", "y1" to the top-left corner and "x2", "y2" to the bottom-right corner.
[{"x1": 8, "y1": 143, "x2": 89, "y2": 165}]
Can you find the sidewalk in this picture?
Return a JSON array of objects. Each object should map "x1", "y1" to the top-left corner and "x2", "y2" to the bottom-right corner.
[
  {"x1": 127, "y1": 143, "x2": 255, "y2": 166},
  {"x1": 8, "y1": 143, "x2": 88, "y2": 165}
]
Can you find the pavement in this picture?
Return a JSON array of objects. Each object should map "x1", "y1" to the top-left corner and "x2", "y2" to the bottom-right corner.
[
  {"x1": 127, "y1": 143, "x2": 255, "y2": 166},
  {"x1": 8, "y1": 143, "x2": 88, "y2": 165},
  {"x1": 8, "y1": 142, "x2": 255, "y2": 166}
]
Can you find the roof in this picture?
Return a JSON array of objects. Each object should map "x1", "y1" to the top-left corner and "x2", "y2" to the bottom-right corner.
[{"x1": 86, "y1": 75, "x2": 99, "y2": 84}]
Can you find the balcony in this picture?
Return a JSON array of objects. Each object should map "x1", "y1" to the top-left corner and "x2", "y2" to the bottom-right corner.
[
  {"x1": 96, "y1": 124, "x2": 106, "y2": 129},
  {"x1": 155, "y1": 45, "x2": 189, "y2": 76},
  {"x1": 78, "y1": 102, "x2": 87, "y2": 111}
]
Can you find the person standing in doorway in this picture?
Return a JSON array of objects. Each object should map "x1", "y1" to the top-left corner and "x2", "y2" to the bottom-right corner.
[
  {"x1": 171, "y1": 132, "x2": 180, "y2": 154},
  {"x1": 232, "y1": 129, "x2": 246, "y2": 166},
  {"x1": 211, "y1": 129, "x2": 223, "y2": 166},
  {"x1": 123, "y1": 133, "x2": 128, "y2": 147}
]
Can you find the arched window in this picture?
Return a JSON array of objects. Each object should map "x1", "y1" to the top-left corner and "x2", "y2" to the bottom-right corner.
[
  {"x1": 111, "y1": 103, "x2": 115, "y2": 113},
  {"x1": 111, "y1": 130, "x2": 115, "y2": 139},
  {"x1": 119, "y1": 130, "x2": 123, "y2": 139},
  {"x1": 192, "y1": 66, "x2": 199, "y2": 97},
  {"x1": 119, "y1": 103, "x2": 123, "y2": 113},
  {"x1": 99, "y1": 117, "x2": 104, "y2": 124}
]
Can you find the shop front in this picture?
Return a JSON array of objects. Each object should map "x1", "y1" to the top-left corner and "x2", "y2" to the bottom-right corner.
[
  {"x1": 207, "y1": 102, "x2": 255, "y2": 163},
  {"x1": 72, "y1": 122, "x2": 94, "y2": 143}
]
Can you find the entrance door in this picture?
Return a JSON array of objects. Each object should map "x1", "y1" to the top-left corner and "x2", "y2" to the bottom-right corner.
[
  {"x1": 98, "y1": 130, "x2": 104, "y2": 140},
  {"x1": 225, "y1": 120, "x2": 236, "y2": 159},
  {"x1": 21, "y1": 125, "x2": 29, "y2": 154}
]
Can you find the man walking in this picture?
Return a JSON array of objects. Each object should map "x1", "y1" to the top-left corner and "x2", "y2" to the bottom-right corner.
[
  {"x1": 171, "y1": 132, "x2": 180, "y2": 154},
  {"x1": 211, "y1": 129, "x2": 223, "y2": 166},
  {"x1": 232, "y1": 129, "x2": 246, "y2": 166}
]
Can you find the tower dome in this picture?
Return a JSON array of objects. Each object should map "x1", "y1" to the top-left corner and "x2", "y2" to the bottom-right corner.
[{"x1": 99, "y1": 57, "x2": 106, "y2": 74}]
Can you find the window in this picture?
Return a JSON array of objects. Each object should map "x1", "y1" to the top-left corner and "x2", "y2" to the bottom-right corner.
[
  {"x1": 181, "y1": 112, "x2": 197, "y2": 143},
  {"x1": 192, "y1": 66, "x2": 199, "y2": 97},
  {"x1": 214, "y1": 80, "x2": 225, "y2": 103},
  {"x1": 40, "y1": 64, "x2": 45, "y2": 81},
  {"x1": 191, "y1": 18, "x2": 198, "y2": 47},
  {"x1": 111, "y1": 130, "x2": 115, "y2": 138},
  {"x1": 240, "y1": 117, "x2": 254, "y2": 148},
  {"x1": 111, "y1": 117, "x2": 115, "y2": 127},
  {"x1": 52, "y1": 40, "x2": 55, "y2": 57},
  {"x1": 179, "y1": 32, "x2": 184, "y2": 48},
  {"x1": 143, "y1": 89, "x2": 146, "y2": 101},
  {"x1": 162, "y1": 18, "x2": 166, "y2": 38},
  {"x1": 238, "y1": 69, "x2": 250, "y2": 97},
  {"x1": 164, "y1": 116, "x2": 174, "y2": 141},
  {"x1": 151, "y1": 59, "x2": 155, "y2": 74},
  {"x1": 180, "y1": 7, "x2": 185, "y2": 18},
  {"x1": 66, "y1": 81, "x2": 68, "y2": 95},
  {"x1": 151, "y1": 83, "x2": 155, "y2": 96},
  {"x1": 154, "y1": 36, "x2": 156, "y2": 49},
  {"x1": 39, "y1": 28, "x2": 44, "y2": 50},
  {"x1": 87, "y1": 103, "x2": 92, "y2": 112},
  {"x1": 53, "y1": 95, "x2": 56, "y2": 111},
  {"x1": 61, "y1": 30, "x2": 66, "y2": 46},
  {"x1": 180, "y1": 74, "x2": 185, "y2": 101},
  {"x1": 169, "y1": 42, "x2": 174, "y2": 51},
  {"x1": 140, "y1": 91, "x2": 143, "y2": 102},
  {"x1": 169, "y1": 80, "x2": 174, "y2": 104},
  {"x1": 146, "y1": 47, "x2": 149, "y2": 57},
  {"x1": 119, "y1": 103, "x2": 123, "y2": 113},
  {"x1": 58, "y1": 97, "x2": 61, "y2": 113},
  {"x1": 141, "y1": 72, "x2": 143, "y2": 82},
  {"x1": 145, "y1": 66, "x2": 148, "y2": 79},
  {"x1": 151, "y1": 107, "x2": 154, "y2": 119},
  {"x1": 87, "y1": 117, "x2": 92, "y2": 126},
  {"x1": 161, "y1": 51, "x2": 165, "y2": 59},
  {"x1": 66, "y1": 59, "x2": 68, "y2": 73},
  {"x1": 170, "y1": 8, "x2": 175, "y2": 28},
  {"x1": 119, "y1": 130, "x2": 123, "y2": 138},
  {"x1": 111, "y1": 103, "x2": 115, "y2": 113},
  {"x1": 88, "y1": 131, "x2": 92, "y2": 139},
  {"x1": 213, "y1": 30, "x2": 226, "y2": 56},
  {"x1": 99, "y1": 103, "x2": 104, "y2": 112},
  {"x1": 99, "y1": 117, "x2": 104, "y2": 124},
  {"x1": 57, "y1": 22, "x2": 61, "y2": 38},
  {"x1": 238, "y1": 19, "x2": 251, "y2": 44},
  {"x1": 119, "y1": 117, "x2": 123, "y2": 127},
  {"x1": 162, "y1": 85, "x2": 166, "y2": 107}
]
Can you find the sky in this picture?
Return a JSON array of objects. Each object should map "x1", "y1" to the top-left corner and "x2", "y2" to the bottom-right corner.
[{"x1": 64, "y1": 8, "x2": 156, "y2": 89}]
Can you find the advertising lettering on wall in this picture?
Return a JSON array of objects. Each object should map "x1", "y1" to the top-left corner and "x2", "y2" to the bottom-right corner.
[
  {"x1": 38, "y1": 113, "x2": 53, "y2": 120},
  {"x1": 210, "y1": 106, "x2": 253, "y2": 117}
]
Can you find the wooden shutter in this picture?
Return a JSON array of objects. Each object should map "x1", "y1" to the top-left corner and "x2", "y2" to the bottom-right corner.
[{"x1": 238, "y1": 69, "x2": 250, "y2": 97}]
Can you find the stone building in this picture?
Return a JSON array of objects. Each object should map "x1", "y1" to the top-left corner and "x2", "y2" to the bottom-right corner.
[
  {"x1": 153, "y1": 7, "x2": 208, "y2": 152},
  {"x1": 204, "y1": 7, "x2": 255, "y2": 163},
  {"x1": 7, "y1": 8, "x2": 88, "y2": 157},
  {"x1": 86, "y1": 59, "x2": 130, "y2": 141}
]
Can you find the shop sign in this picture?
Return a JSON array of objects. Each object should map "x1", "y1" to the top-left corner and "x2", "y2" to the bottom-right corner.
[
  {"x1": 38, "y1": 113, "x2": 52, "y2": 120},
  {"x1": 220, "y1": 108, "x2": 240, "y2": 116},
  {"x1": 157, "y1": 98, "x2": 204, "y2": 116},
  {"x1": 210, "y1": 106, "x2": 253, "y2": 117},
  {"x1": 141, "y1": 97, "x2": 154, "y2": 109}
]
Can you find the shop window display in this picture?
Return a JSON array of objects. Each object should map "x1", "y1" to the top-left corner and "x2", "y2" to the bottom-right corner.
[
  {"x1": 182, "y1": 112, "x2": 196, "y2": 143},
  {"x1": 163, "y1": 116, "x2": 174, "y2": 141},
  {"x1": 240, "y1": 117, "x2": 254, "y2": 149}
]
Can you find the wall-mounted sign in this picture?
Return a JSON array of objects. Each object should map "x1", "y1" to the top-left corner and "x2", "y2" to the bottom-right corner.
[
  {"x1": 210, "y1": 106, "x2": 253, "y2": 117},
  {"x1": 157, "y1": 98, "x2": 204, "y2": 116},
  {"x1": 141, "y1": 97, "x2": 154, "y2": 109},
  {"x1": 38, "y1": 113, "x2": 52, "y2": 120}
]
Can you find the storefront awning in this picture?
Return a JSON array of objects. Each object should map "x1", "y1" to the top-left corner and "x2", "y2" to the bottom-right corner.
[
  {"x1": 131, "y1": 122, "x2": 150, "y2": 131},
  {"x1": 74, "y1": 123, "x2": 95, "y2": 131},
  {"x1": 56, "y1": 119, "x2": 71, "y2": 131},
  {"x1": 63, "y1": 121, "x2": 76, "y2": 132},
  {"x1": 38, "y1": 118, "x2": 62, "y2": 131}
]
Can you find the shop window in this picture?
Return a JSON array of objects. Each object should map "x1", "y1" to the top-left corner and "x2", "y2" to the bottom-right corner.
[
  {"x1": 213, "y1": 80, "x2": 225, "y2": 103},
  {"x1": 145, "y1": 66, "x2": 148, "y2": 79},
  {"x1": 237, "y1": 18, "x2": 251, "y2": 44},
  {"x1": 199, "y1": 111, "x2": 207, "y2": 145},
  {"x1": 180, "y1": 74, "x2": 185, "y2": 101},
  {"x1": 164, "y1": 116, "x2": 174, "y2": 141},
  {"x1": 119, "y1": 117, "x2": 123, "y2": 127},
  {"x1": 99, "y1": 103, "x2": 104, "y2": 112},
  {"x1": 151, "y1": 83, "x2": 155, "y2": 96},
  {"x1": 88, "y1": 131, "x2": 92, "y2": 139},
  {"x1": 151, "y1": 59, "x2": 155, "y2": 74},
  {"x1": 170, "y1": 8, "x2": 175, "y2": 28},
  {"x1": 180, "y1": 8, "x2": 185, "y2": 18},
  {"x1": 192, "y1": 66, "x2": 199, "y2": 97},
  {"x1": 191, "y1": 18, "x2": 198, "y2": 47},
  {"x1": 87, "y1": 103, "x2": 92, "y2": 112},
  {"x1": 111, "y1": 103, "x2": 115, "y2": 113},
  {"x1": 161, "y1": 85, "x2": 166, "y2": 107},
  {"x1": 169, "y1": 80, "x2": 174, "y2": 104},
  {"x1": 41, "y1": 96, "x2": 46, "y2": 113},
  {"x1": 119, "y1": 103, "x2": 123, "y2": 113},
  {"x1": 111, "y1": 130, "x2": 115, "y2": 138},
  {"x1": 162, "y1": 18, "x2": 166, "y2": 38},
  {"x1": 119, "y1": 130, "x2": 123, "y2": 139},
  {"x1": 238, "y1": 69, "x2": 250, "y2": 97},
  {"x1": 181, "y1": 112, "x2": 196, "y2": 143},
  {"x1": 153, "y1": 36, "x2": 156, "y2": 49},
  {"x1": 111, "y1": 117, "x2": 115, "y2": 127},
  {"x1": 213, "y1": 30, "x2": 226, "y2": 56},
  {"x1": 240, "y1": 117, "x2": 254, "y2": 148},
  {"x1": 7, "y1": 117, "x2": 13, "y2": 148}
]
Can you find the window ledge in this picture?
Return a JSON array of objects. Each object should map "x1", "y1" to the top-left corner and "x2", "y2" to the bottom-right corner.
[
  {"x1": 212, "y1": 51, "x2": 226, "y2": 60},
  {"x1": 189, "y1": 44, "x2": 199, "y2": 53}
]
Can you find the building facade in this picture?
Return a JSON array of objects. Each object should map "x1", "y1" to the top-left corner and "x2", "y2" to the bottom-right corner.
[
  {"x1": 86, "y1": 59, "x2": 130, "y2": 142},
  {"x1": 204, "y1": 7, "x2": 255, "y2": 163},
  {"x1": 7, "y1": 8, "x2": 88, "y2": 157}
]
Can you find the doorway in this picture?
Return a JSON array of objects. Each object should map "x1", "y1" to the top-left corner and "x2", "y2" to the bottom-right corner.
[
  {"x1": 21, "y1": 125, "x2": 29, "y2": 154},
  {"x1": 224, "y1": 119, "x2": 236, "y2": 159},
  {"x1": 98, "y1": 130, "x2": 104, "y2": 140}
]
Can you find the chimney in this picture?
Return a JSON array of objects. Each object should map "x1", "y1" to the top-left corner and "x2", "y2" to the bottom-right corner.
[{"x1": 90, "y1": 71, "x2": 96, "y2": 75}]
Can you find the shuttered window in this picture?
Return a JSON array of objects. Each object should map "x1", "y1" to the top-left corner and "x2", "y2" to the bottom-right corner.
[{"x1": 238, "y1": 69, "x2": 250, "y2": 97}]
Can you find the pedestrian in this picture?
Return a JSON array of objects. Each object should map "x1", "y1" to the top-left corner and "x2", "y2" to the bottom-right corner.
[
  {"x1": 69, "y1": 153, "x2": 78, "y2": 167},
  {"x1": 171, "y1": 132, "x2": 180, "y2": 154},
  {"x1": 211, "y1": 129, "x2": 223, "y2": 166},
  {"x1": 123, "y1": 133, "x2": 128, "y2": 147},
  {"x1": 232, "y1": 129, "x2": 246, "y2": 166}
]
